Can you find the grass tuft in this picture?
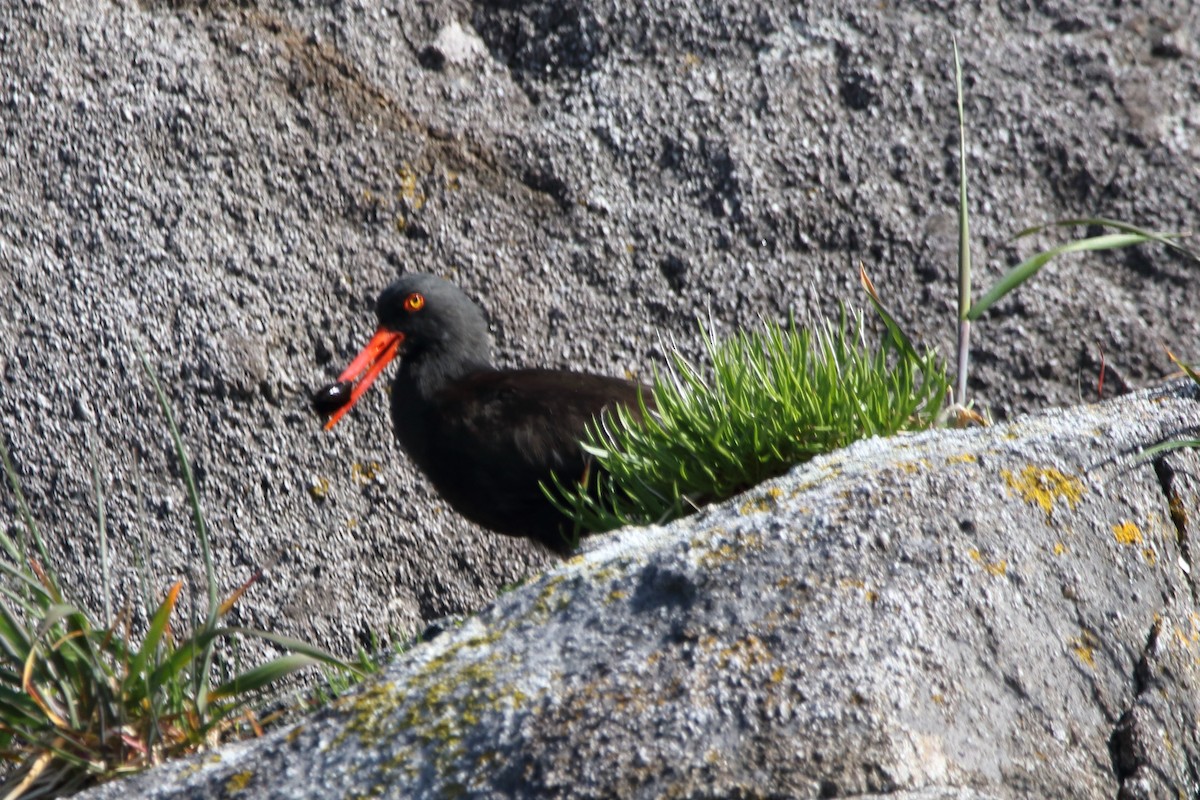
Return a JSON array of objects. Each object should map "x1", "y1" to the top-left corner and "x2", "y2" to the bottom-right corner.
[
  {"x1": 548, "y1": 307, "x2": 948, "y2": 533},
  {"x1": 0, "y1": 352, "x2": 359, "y2": 798}
]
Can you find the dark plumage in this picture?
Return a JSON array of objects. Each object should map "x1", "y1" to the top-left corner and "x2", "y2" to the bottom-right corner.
[{"x1": 316, "y1": 273, "x2": 652, "y2": 554}]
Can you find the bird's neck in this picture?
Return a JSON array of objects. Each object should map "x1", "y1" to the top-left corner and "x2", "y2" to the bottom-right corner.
[{"x1": 397, "y1": 346, "x2": 493, "y2": 405}]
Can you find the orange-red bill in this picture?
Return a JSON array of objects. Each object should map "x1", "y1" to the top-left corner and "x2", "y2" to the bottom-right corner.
[{"x1": 321, "y1": 327, "x2": 403, "y2": 430}]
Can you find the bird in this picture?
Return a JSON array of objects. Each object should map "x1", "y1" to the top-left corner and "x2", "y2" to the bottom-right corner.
[{"x1": 314, "y1": 273, "x2": 653, "y2": 554}]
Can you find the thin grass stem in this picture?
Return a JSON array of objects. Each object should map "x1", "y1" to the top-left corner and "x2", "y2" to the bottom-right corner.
[{"x1": 953, "y1": 37, "x2": 972, "y2": 407}]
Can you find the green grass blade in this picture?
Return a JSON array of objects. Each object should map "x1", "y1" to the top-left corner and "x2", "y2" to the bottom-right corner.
[
  {"x1": 136, "y1": 346, "x2": 217, "y2": 628},
  {"x1": 30, "y1": 603, "x2": 84, "y2": 640},
  {"x1": 0, "y1": 434, "x2": 52, "y2": 570},
  {"x1": 88, "y1": 434, "x2": 112, "y2": 628},
  {"x1": 1166, "y1": 349, "x2": 1200, "y2": 386},
  {"x1": 967, "y1": 232, "x2": 1153, "y2": 321},
  {"x1": 0, "y1": 560, "x2": 56, "y2": 602},
  {"x1": 1013, "y1": 217, "x2": 1192, "y2": 256},
  {"x1": 1138, "y1": 439, "x2": 1200, "y2": 461},
  {"x1": 137, "y1": 344, "x2": 220, "y2": 722},
  {"x1": 0, "y1": 682, "x2": 44, "y2": 721},
  {"x1": 952, "y1": 37, "x2": 973, "y2": 406},
  {"x1": 148, "y1": 624, "x2": 360, "y2": 690},
  {"x1": 222, "y1": 628, "x2": 365, "y2": 676},
  {"x1": 953, "y1": 37, "x2": 971, "y2": 322},
  {"x1": 208, "y1": 654, "x2": 321, "y2": 701},
  {"x1": 130, "y1": 457, "x2": 156, "y2": 622},
  {"x1": 128, "y1": 581, "x2": 182, "y2": 683},
  {"x1": 0, "y1": 601, "x2": 35, "y2": 666}
]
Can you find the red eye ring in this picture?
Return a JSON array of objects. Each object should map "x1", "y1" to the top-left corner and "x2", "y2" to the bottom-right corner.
[{"x1": 404, "y1": 292, "x2": 425, "y2": 312}]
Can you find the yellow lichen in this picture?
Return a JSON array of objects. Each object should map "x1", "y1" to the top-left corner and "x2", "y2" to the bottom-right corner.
[
  {"x1": 1053, "y1": 542, "x2": 1067, "y2": 556},
  {"x1": 968, "y1": 548, "x2": 1008, "y2": 577},
  {"x1": 945, "y1": 453, "x2": 978, "y2": 465},
  {"x1": 1175, "y1": 627, "x2": 1192, "y2": 650},
  {"x1": 397, "y1": 163, "x2": 426, "y2": 210},
  {"x1": 739, "y1": 486, "x2": 784, "y2": 515},
  {"x1": 717, "y1": 635, "x2": 772, "y2": 670},
  {"x1": 1070, "y1": 630, "x2": 1100, "y2": 668},
  {"x1": 837, "y1": 578, "x2": 878, "y2": 602},
  {"x1": 1001, "y1": 465, "x2": 1084, "y2": 517},
  {"x1": 696, "y1": 532, "x2": 764, "y2": 569},
  {"x1": 1113, "y1": 521, "x2": 1143, "y2": 546},
  {"x1": 352, "y1": 461, "x2": 382, "y2": 485},
  {"x1": 308, "y1": 476, "x2": 330, "y2": 500}
]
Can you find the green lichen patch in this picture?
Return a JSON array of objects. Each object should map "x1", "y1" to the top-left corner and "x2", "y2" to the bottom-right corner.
[
  {"x1": 334, "y1": 627, "x2": 530, "y2": 795},
  {"x1": 529, "y1": 575, "x2": 570, "y2": 619},
  {"x1": 225, "y1": 770, "x2": 253, "y2": 793}
]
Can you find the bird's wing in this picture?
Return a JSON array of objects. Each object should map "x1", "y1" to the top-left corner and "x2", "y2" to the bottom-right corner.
[{"x1": 434, "y1": 369, "x2": 653, "y2": 481}]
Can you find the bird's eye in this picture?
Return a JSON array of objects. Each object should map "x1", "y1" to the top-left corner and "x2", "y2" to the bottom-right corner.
[{"x1": 404, "y1": 293, "x2": 425, "y2": 312}]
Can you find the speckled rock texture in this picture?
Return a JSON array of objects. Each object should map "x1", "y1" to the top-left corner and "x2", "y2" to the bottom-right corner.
[
  {"x1": 0, "y1": 0, "x2": 1197, "y2": 695},
  {"x1": 73, "y1": 381, "x2": 1200, "y2": 799}
]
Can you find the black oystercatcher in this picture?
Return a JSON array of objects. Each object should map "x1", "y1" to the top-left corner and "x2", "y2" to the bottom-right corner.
[{"x1": 315, "y1": 274, "x2": 653, "y2": 554}]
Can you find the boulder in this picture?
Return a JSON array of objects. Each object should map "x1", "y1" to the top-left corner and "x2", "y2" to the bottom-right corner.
[{"x1": 76, "y1": 381, "x2": 1200, "y2": 798}]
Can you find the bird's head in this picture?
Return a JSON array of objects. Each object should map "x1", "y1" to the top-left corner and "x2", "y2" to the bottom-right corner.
[{"x1": 314, "y1": 273, "x2": 492, "y2": 429}]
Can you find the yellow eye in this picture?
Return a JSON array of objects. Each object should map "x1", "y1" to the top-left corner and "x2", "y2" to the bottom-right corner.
[{"x1": 404, "y1": 292, "x2": 425, "y2": 312}]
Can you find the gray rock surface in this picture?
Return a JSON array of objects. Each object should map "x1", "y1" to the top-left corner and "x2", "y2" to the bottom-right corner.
[
  {"x1": 74, "y1": 381, "x2": 1200, "y2": 798},
  {"x1": 0, "y1": 0, "x2": 1197, "y2": 671}
]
